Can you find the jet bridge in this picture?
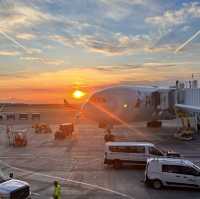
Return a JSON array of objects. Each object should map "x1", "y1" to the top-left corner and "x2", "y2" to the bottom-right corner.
[
  {"x1": 150, "y1": 88, "x2": 177, "y2": 120},
  {"x1": 174, "y1": 82, "x2": 200, "y2": 139}
]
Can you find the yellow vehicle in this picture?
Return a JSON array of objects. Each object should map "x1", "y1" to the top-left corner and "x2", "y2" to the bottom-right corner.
[{"x1": 33, "y1": 123, "x2": 52, "y2": 134}]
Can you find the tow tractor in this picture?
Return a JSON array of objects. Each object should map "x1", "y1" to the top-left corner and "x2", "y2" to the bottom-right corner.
[
  {"x1": 7, "y1": 127, "x2": 28, "y2": 147},
  {"x1": 174, "y1": 127, "x2": 194, "y2": 141},
  {"x1": 104, "y1": 128, "x2": 115, "y2": 142},
  {"x1": 147, "y1": 120, "x2": 162, "y2": 128},
  {"x1": 174, "y1": 110, "x2": 194, "y2": 140},
  {"x1": 55, "y1": 123, "x2": 74, "y2": 140}
]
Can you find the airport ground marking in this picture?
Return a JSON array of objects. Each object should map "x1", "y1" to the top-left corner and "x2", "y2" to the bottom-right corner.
[
  {"x1": 67, "y1": 158, "x2": 101, "y2": 179},
  {"x1": 31, "y1": 192, "x2": 41, "y2": 197},
  {"x1": 1, "y1": 161, "x2": 136, "y2": 199}
]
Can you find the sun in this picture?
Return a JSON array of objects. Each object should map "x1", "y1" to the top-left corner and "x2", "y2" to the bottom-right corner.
[{"x1": 72, "y1": 90, "x2": 86, "y2": 99}]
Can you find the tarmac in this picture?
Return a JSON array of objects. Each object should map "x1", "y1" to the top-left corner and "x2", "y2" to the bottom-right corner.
[{"x1": 0, "y1": 107, "x2": 200, "y2": 199}]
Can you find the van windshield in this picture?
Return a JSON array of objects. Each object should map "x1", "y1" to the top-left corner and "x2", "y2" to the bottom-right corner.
[
  {"x1": 149, "y1": 147, "x2": 163, "y2": 156},
  {"x1": 0, "y1": 169, "x2": 9, "y2": 183},
  {"x1": 192, "y1": 164, "x2": 200, "y2": 172}
]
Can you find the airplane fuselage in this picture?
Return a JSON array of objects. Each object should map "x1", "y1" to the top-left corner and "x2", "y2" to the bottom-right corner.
[{"x1": 81, "y1": 86, "x2": 163, "y2": 125}]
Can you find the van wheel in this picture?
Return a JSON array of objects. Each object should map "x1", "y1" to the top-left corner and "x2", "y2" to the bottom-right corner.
[
  {"x1": 113, "y1": 160, "x2": 122, "y2": 169},
  {"x1": 152, "y1": 179, "x2": 162, "y2": 189}
]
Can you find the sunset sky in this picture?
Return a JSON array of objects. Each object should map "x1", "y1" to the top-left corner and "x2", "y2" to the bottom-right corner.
[{"x1": 0, "y1": 0, "x2": 200, "y2": 103}]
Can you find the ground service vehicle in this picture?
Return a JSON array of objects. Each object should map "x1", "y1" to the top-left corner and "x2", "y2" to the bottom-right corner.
[
  {"x1": 33, "y1": 123, "x2": 52, "y2": 134},
  {"x1": 0, "y1": 169, "x2": 31, "y2": 198},
  {"x1": 104, "y1": 142, "x2": 180, "y2": 169},
  {"x1": 54, "y1": 123, "x2": 73, "y2": 140},
  {"x1": 7, "y1": 129, "x2": 28, "y2": 147},
  {"x1": 145, "y1": 158, "x2": 200, "y2": 189}
]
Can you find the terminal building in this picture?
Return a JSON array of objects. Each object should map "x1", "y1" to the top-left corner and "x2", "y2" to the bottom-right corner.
[
  {"x1": 175, "y1": 79, "x2": 200, "y2": 134},
  {"x1": 0, "y1": 112, "x2": 40, "y2": 122}
]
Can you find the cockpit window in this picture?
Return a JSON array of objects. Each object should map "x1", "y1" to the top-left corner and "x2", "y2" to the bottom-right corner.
[{"x1": 91, "y1": 96, "x2": 106, "y2": 103}]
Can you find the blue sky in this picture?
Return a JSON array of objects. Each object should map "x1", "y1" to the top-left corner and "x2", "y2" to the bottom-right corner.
[{"x1": 0, "y1": 0, "x2": 200, "y2": 103}]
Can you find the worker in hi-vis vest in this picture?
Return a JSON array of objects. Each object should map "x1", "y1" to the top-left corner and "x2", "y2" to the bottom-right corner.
[{"x1": 53, "y1": 181, "x2": 61, "y2": 199}]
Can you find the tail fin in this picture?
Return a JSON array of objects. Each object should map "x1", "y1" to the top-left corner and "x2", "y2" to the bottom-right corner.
[
  {"x1": 64, "y1": 99, "x2": 70, "y2": 106},
  {"x1": 64, "y1": 99, "x2": 71, "y2": 106}
]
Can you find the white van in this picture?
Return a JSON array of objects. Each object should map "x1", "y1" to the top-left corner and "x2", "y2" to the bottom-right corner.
[
  {"x1": 0, "y1": 168, "x2": 31, "y2": 198},
  {"x1": 104, "y1": 142, "x2": 179, "y2": 169},
  {"x1": 145, "y1": 158, "x2": 200, "y2": 189}
]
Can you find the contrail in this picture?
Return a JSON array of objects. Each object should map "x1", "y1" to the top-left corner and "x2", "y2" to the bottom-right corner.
[
  {"x1": 175, "y1": 29, "x2": 200, "y2": 53},
  {"x1": 0, "y1": 30, "x2": 64, "y2": 66},
  {"x1": 0, "y1": 31, "x2": 30, "y2": 53}
]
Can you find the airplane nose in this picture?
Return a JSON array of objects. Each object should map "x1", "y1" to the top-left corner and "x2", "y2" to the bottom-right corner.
[
  {"x1": 80, "y1": 102, "x2": 91, "y2": 117},
  {"x1": 80, "y1": 101, "x2": 100, "y2": 120},
  {"x1": 74, "y1": 103, "x2": 89, "y2": 123},
  {"x1": 80, "y1": 102, "x2": 88, "y2": 113}
]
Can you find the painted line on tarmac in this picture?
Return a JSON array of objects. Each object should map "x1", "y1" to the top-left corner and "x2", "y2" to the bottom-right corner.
[
  {"x1": 73, "y1": 158, "x2": 101, "y2": 167},
  {"x1": 67, "y1": 158, "x2": 101, "y2": 179},
  {"x1": 1, "y1": 161, "x2": 135, "y2": 199},
  {"x1": 32, "y1": 192, "x2": 40, "y2": 197},
  {"x1": 0, "y1": 155, "x2": 66, "y2": 162},
  {"x1": 0, "y1": 156, "x2": 33, "y2": 159}
]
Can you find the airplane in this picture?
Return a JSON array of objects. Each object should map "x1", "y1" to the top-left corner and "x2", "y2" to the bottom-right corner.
[{"x1": 80, "y1": 85, "x2": 176, "y2": 129}]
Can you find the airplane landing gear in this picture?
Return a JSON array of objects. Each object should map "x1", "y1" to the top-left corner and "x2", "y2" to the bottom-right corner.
[
  {"x1": 104, "y1": 134, "x2": 115, "y2": 142},
  {"x1": 147, "y1": 121, "x2": 162, "y2": 128},
  {"x1": 104, "y1": 128, "x2": 115, "y2": 142}
]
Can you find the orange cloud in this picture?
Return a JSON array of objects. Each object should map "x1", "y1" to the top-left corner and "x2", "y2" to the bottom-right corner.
[{"x1": 0, "y1": 65, "x2": 194, "y2": 104}]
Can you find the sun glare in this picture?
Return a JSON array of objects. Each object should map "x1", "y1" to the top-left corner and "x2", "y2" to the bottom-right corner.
[{"x1": 72, "y1": 90, "x2": 86, "y2": 99}]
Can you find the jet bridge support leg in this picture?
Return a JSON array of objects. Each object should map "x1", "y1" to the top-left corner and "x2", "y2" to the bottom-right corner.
[{"x1": 174, "y1": 110, "x2": 195, "y2": 140}]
